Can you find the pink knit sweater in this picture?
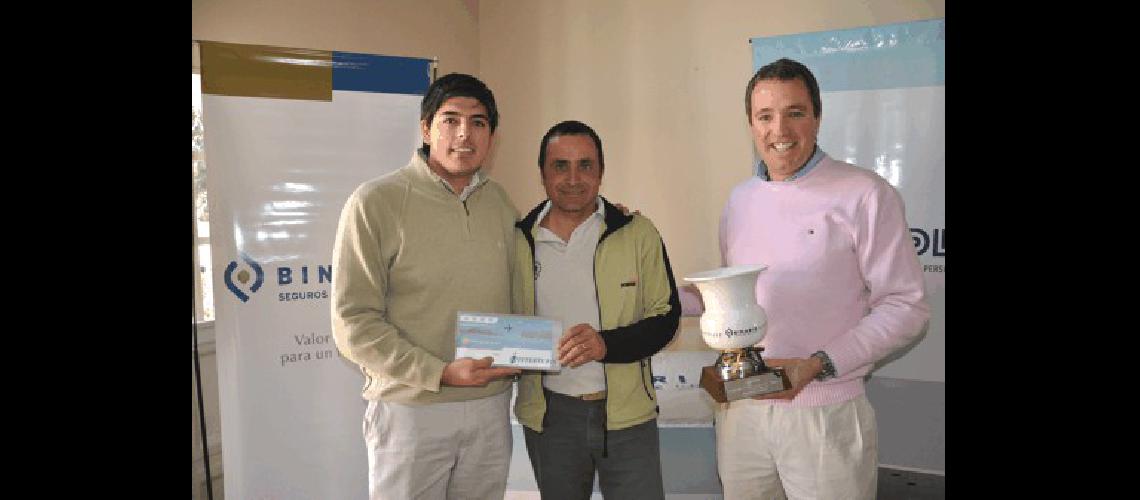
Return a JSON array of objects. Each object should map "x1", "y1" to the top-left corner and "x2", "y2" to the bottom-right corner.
[{"x1": 681, "y1": 155, "x2": 930, "y2": 408}]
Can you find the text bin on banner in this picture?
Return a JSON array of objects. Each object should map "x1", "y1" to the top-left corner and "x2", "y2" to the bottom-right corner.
[{"x1": 201, "y1": 41, "x2": 430, "y2": 500}]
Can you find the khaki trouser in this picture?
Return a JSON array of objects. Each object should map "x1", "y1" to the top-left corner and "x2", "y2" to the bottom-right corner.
[
  {"x1": 715, "y1": 394, "x2": 878, "y2": 500},
  {"x1": 363, "y1": 389, "x2": 512, "y2": 500}
]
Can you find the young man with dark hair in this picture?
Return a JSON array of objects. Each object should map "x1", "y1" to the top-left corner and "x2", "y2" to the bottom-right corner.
[{"x1": 331, "y1": 73, "x2": 522, "y2": 500}]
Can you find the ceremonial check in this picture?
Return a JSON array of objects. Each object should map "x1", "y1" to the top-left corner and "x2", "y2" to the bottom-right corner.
[{"x1": 456, "y1": 312, "x2": 562, "y2": 370}]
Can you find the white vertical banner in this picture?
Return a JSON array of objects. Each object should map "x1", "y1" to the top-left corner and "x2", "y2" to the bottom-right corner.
[
  {"x1": 200, "y1": 42, "x2": 431, "y2": 499},
  {"x1": 752, "y1": 19, "x2": 946, "y2": 382}
]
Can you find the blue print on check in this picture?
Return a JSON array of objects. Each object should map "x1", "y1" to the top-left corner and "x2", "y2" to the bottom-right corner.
[{"x1": 455, "y1": 312, "x2": 562, "y2": 370}]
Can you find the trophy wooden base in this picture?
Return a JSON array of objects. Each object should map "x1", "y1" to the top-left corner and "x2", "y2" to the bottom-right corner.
[{"x1": 699, "y1": 365, "x2": 790, "y2": 403}]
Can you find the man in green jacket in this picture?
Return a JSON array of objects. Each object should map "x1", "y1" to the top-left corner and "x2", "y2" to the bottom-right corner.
[{"x1": 513, "y1": 120, "x2": 681, "y2": 500}]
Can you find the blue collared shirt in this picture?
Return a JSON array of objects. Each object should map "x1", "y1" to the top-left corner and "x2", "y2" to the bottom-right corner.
[{"x1": 754, "y1": 145, "x2": 825, "y2": 181}]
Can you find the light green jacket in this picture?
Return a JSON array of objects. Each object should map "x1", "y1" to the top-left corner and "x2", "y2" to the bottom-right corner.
[{"x1": 512, "y1": 197, "x2": 681, "y2": 431}]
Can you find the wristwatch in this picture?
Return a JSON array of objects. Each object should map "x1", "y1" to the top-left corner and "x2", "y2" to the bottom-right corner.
[{"x1": 811, "y1": 351, "x2": 837, "y2": 381}]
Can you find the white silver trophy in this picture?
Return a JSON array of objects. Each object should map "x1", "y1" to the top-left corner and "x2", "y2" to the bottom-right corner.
[{"x1": 684, "y1": 265, "x2": 790, "y2": 403}]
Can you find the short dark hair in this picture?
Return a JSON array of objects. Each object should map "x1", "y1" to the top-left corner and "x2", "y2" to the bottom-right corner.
[
  {"x1": 537, "y1": 120, "x2": 605, "y2": 173},
  {"x1": 420, "y1": 73, "x2": 499, "y2": 152},
  {"x1": 745, "y1": 58, "x2": 822, "y2": 121}
]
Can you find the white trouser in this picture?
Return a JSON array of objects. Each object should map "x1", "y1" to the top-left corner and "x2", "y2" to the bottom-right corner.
[
  {"x1": 715, "y1": 394, "x2": 877, "y2": 500},
  {"x1": 363, "y1": 389, "x2": 512, "y2": 500}
]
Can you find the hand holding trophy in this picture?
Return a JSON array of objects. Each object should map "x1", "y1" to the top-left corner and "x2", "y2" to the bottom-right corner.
[{"x1": 684, "y1": 265, "x2": 790, "y2": 403}]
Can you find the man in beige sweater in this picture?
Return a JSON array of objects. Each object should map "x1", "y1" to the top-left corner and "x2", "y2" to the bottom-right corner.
[{"x1": 331, "y1": 73, "x2": 522, "y2": 500}]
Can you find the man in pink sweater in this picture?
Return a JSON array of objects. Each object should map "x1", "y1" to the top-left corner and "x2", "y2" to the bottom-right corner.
[{"x1": 680, "y1": 58, "x2": 930, "y2": 499}]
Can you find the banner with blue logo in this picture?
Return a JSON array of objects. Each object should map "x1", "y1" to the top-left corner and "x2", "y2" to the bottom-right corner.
[
  {"x1": 200, "y1": 41, "x2": 430, "y2": 499},
  {"x1": 752, "y1": 18, "x2": 945, "y2": 383}
]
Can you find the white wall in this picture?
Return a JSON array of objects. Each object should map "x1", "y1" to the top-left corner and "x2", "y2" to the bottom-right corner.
[
  {"x1": 478, "y1": 0, "x2": 945, "y2": 349},
  {"x1": 477, "y1": 2, "x2": 946, "y2": 472},
  {"x1": 191, "y1": 2, "x2": 948, "y2": 491},
  {"x1": 192, "y1": 0, "x2": 945, "y2": 349}
]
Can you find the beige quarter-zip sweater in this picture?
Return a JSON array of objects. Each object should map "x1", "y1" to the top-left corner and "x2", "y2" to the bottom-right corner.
[{"x1": 331, "y1": 150, "x2": 519, "y2": 404}]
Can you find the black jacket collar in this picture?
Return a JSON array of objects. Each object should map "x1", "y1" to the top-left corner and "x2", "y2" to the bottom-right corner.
[{"x1": 516, "y1": 196, "x2": 633, "y2": 245}]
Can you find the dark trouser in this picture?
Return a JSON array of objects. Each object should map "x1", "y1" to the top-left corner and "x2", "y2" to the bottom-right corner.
[{"x1": 523, "y1": 389, "x2": 665, "y2": 500}]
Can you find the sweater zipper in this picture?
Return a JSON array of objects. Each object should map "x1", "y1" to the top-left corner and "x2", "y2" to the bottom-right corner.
[
  {"x1": 593, "y1": 230, "x2": 610, "y2": 458},
  {"x1": 593, "y1": 221, "x2": 656, "y2": 403},
  {"x1": 460, "y1": 197, "x2": 471, "y2": 238},
  {"x1": 641, "y1": 358, "x2": 654, "y2": 400},
  {"x1": 598, "y1": 232, "x2": 655, "y2": 402}
]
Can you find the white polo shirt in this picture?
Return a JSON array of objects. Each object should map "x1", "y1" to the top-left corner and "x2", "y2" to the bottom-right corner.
[{"x1": 533, "y1": 197, "x2": 606, "y2": 396}]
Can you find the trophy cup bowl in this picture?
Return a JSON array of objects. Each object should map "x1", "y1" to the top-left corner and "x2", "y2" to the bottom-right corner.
[{"x1": 684, "y1": 265, "x2": 790, "y2": 403}]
